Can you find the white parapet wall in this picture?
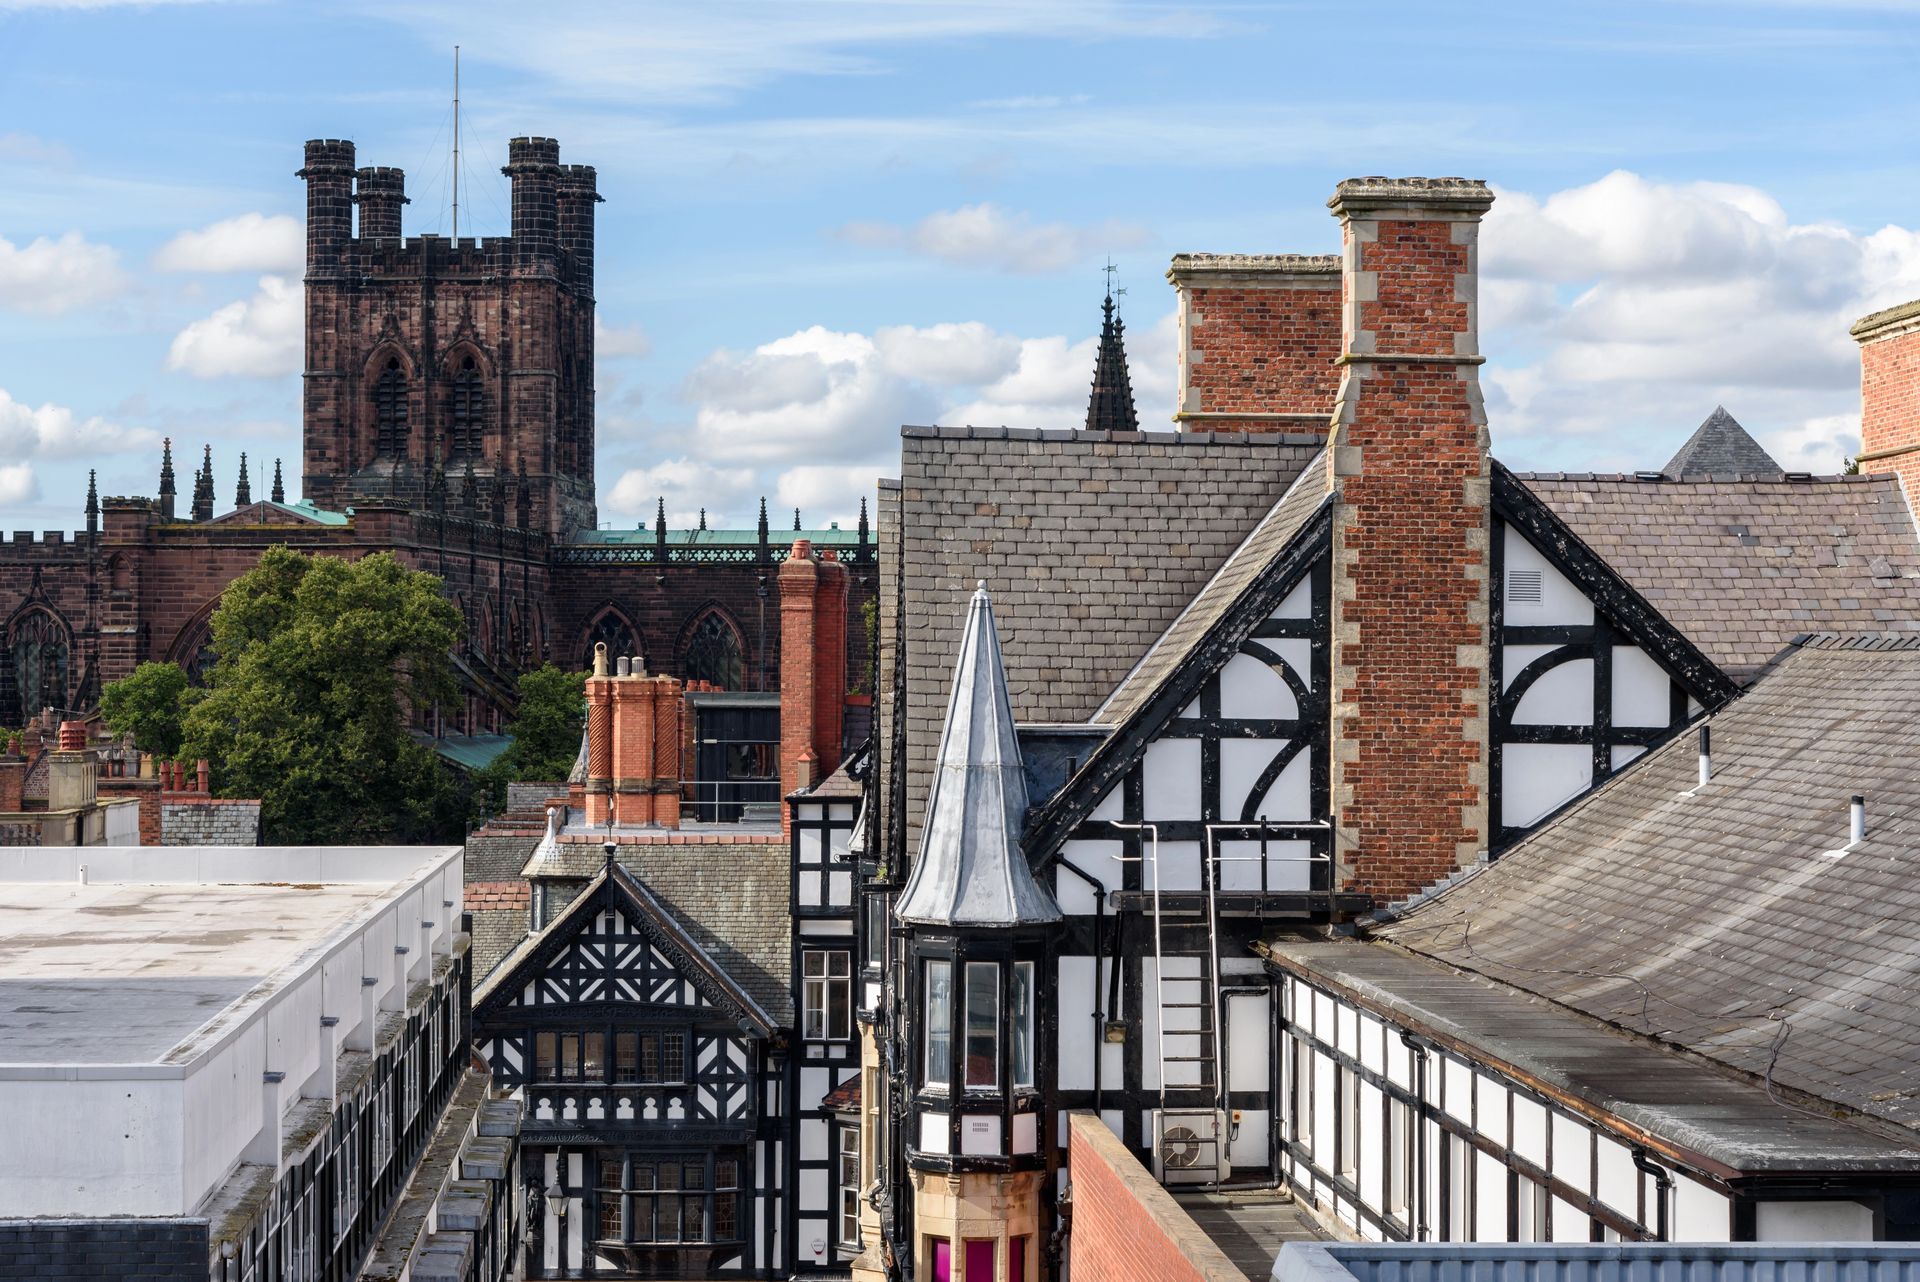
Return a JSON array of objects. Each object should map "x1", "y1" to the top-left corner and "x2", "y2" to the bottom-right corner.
[{"x1": 0, "y1": 844, "x2": 465, "y2": 1218}]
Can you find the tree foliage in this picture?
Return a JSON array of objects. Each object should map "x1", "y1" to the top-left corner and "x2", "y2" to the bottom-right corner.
[
  {"x1": 180, "y1": 547, "x2": 465, "y2": 843},
  {"x1": 474, "y1": 663, "x2": 586, "y2": 813},
  {"x1": 99, "y1": 660, "x2": 193, "y2": 758}
]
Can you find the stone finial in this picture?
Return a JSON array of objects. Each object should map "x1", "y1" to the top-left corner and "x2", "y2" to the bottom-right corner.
[
  {"x1": 235, "y1": 453, "x2": 251, "y2": 507},
  {"x1": 271, "y1": 458, "x2": 285, "y2": 504}
]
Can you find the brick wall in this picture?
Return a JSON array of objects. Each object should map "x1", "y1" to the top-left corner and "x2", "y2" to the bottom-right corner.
[
  {"x1": 1170, "y1": 254, "x2": 1342, "y2": 435},
  {"x1": 1064, "y1": 1112, "x2": 1244, "y2": 1282},
  {"x1": 0, "y1": 1218, "x2": 207, "y2": 1281},
  {"x1": 1855, "y1": 300, "x2": 1920, "y2": 509},
  {"x1": 1327, "y1": 179, "x2": 1495, "y2": 902},
  {"x1": 779, "y1": 542, "x2": 850, "y2": 825}
]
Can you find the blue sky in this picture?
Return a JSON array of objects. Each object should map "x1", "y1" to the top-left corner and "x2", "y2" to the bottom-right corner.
[{"x1": 3, "y1": 0, "x2": 1919, "y2": 535}]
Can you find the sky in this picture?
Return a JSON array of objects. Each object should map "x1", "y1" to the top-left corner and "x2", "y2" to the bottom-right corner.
[{"x1": 2, "y1": 0, "x2": 1920, "y2": 535}]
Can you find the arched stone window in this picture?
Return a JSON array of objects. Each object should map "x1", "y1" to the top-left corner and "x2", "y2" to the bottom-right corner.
[
  {"x1": 583, "y1": 611, "x2": 639, "y2": 672},
  {"x1": 373, "y1": 357, "x2": 409, "y2": 457},
  {"x1": 683, "y1": 609, "x2": 745, "y2": 691},
  {"x1": 9, "y1": 609, "x2": 70, "y2": 717},
  {"x1": 449, "y1": 354, "x2": 485, "y2": 457}
]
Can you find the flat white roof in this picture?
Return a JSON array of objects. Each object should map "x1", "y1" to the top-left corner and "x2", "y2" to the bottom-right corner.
[{"x1": 0, "y1": 846, "x2": 462, "y2": 1071}]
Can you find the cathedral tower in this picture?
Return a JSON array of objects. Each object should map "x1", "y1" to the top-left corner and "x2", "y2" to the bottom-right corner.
[{"x1": 297, "y1": 136, "x2": 598, "y2": 538}]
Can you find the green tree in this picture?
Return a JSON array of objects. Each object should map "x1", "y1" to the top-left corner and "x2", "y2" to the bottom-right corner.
[
  {"x1": 99, "y1": 661, "x2": 193, "y2": 758},
  {"x1": 181, "y1": 547, "x2": 465, "y2": 843},
  {"x1": 474, "y1": 663, "x2": 586, "y2": 813}
]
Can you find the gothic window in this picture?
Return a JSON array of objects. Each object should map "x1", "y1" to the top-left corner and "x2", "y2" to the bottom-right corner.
[
  {"x1": 683, "y1": 610, "x2": 744, "y2": 691},
  {"x1": 9, "y1": 609, "x2": 70, "y2": 717},
  {"x1": 373, "y1": 357, "x2": 409, "y2": 458},
  {"x1": 583, "y1": 611, "x2": 639, "y2": 672},
  {"x1": 449, "y1": 354, "x2": 484, "y2": 457}
]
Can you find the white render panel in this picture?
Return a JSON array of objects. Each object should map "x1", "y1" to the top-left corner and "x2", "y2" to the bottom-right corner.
[
  {"x1": 919, "y1": 1113, "x2": 950, "y2": 1154},
  {"x1": 1220, "y1": 652, "x2": 1298, "y2": 719},
  {"x1": 1220, "y1": 743, "x2": 1311, "y2": 826},
  {"x1": 1013, "y1": 1112, "x2": 1037, "y2": 1154},
  {"x1": 1274, "y1": 577, "x2": 1313, "y2": 618},
  {"x1": 1595, "y1": 1133, "x2": 1637, "y2": 1217},
  {"x1": 1227, "y1": 991, "x2": 1269, "y2": 1093},
  {"x1": 1674, "y1": 1175, "x2": 1733, "y2": 1241},
  {"x1": 1144, "y1": 738, "x2": 1203, "y2": 820},
  {"x1": 1443, "y1": 1057, "x2": 1472, "y2": 1121},
  {"x1": 1091, "y1": 784, "x2": 1124, "y2": 821},
  {"x1": 1511, "y1": 657, "x2": 1594, "y2": 726},
  {"x1": 1502, "y1": 644, "x2": 1557, "y2": 693},
  {"x1": 1478, "y1": 1076, "x2": 1508, "y2": 1146},
  {"x1": 1058, "y1": 839, "x2": 1124, "y2": 914},
  {"x1": 1613, "y1": 646, "x2": 1672, "y2": 727},
  {"x1": 1503, "y1": 744, "x2": 1593, "y2": 828},
  {"x1": 959, "y1": 1115, "x2": 1003, "y2": 1156},
  {"x1": 1057, "y1": 955, "x2": 1123, "y2": 1092},
  {"x1": 1230, "y1": 1109, "x2": 1270, "y2": 1169},
  {"x1": 1358, "y1": 1081, "x2": 1384, "y2": 1205},
  {"x1": 1153, "y1": 840, "x2": 1203, "y2": 893},
  {"x1": 1552, "y1": 1113, "x2": 1592, "y2": 1193},
  {"x1": 1476, "y1": 1149, "x2": 1507, "y2": 1239},
  {"x1": 1612, "y1": 745, "x2": 1645, "y2": 770},
  {"x1": 1755, "y1": 1201, "x2": 1877, "y2": 1242},
  {"x1": 1512, "y1": 1096, "x2": 1548, "y2": 1167},
  {"x1": 1503, "y1": 524, "x2": 1595, "y2": 625},
  {"x1": 799, "y1": 1167, "x2": 829, "y2": 1212}
]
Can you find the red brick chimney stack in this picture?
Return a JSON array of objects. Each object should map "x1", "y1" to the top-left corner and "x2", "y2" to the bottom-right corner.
[
  {"x1": 583, "y1": 643, "x2": 615, "y2": 827},
  {"x1": 778, "y1": 540, "x2": 850, "y2": 831},
  {"x1": 1852, "y1": 300, "x2": 1920, "y2": 506},
  {"x1": 579, "y1": 642, "x2": 685, "y2": 830},
  {"x1": 1326, "y1": 176, "x2": 1496, "y2": 902},
  {"x1": 0, "y1": 737, "x2": 24, "y2": 813},
  {"x1": 1167, "y1": 253, "x2": 1343, "y2": 435}
]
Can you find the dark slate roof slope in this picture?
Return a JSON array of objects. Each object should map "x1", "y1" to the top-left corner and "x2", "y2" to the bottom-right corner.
[
  {"x1": 1522, "y1": 473, "x2": 1920, "y2": 681},
  {"x1": 1375, "y1": 634, "x2": 1920, "y2": 1138},
  {"x1": 1266, "y1": 938, "x2": 1919, "y2": 1173},
  {"x1": 1662, "y1": 406, "x2": 1785, "y2": 478},
  {"x1": 1098, "y1": 449, "x2": 1330, "y2": 724},
  {"x1": 891, "y1": 425, "x2": 1321, "y2": 855}
]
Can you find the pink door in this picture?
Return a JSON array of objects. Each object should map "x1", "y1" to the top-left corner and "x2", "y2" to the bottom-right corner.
[
  {"x1": 931, "y1": 1239, "x2": 952, "y2": 1282},
  {"x1": 966, "y1": 1239, "x2": 995, "y2": 1280}
]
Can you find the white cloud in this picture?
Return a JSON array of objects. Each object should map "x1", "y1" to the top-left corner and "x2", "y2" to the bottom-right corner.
[
  {"x1": 167, "y1": 275, "x2": 303, "y2": 379},
  {"x1": 0, "y1": 463, "x2": 38, "y2": 506},
  {"x1": 358, "y1": 2, "x2": 1230, "y2": 107},
  {"x1": 596, "y1": 318, "x2": 653, "y2": 360},
  {"x1": 606, "y1": 457, "x2": 757, "y2": 528},
  {"x1": 967, "y1": 94, "x2": 1092, "y2": 111},
  {"x1": 657, "y1": 308, "x2": 1172, "y2": 518},
  {"x1": 153, "y1": 213, "x2": 302, "y2": 274},
  {"x1": 840, "y1": 203, "x2": 1147, "y2": 275},
  {"x1": 0, "y1": 387, "x2": 158, "y2": 459},
  {"x1": 1480, "y1": 170, "x2": 1920, "y2": 473},
  {"x1": 0, "y1": 228, "x2": 124, "y2": 313}
]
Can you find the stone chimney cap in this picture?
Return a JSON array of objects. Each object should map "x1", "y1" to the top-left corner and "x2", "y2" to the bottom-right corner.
[
  {"x1": 1852, "y1": 297, "x2": 1920, "y2": 344},
  {"x1": 1328, "y1": 176, "x2": 1494, "y2": 217}
]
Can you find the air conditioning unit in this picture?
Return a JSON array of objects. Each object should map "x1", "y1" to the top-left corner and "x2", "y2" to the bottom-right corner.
[{"x1": 1151, "y1": 1108, "x2": 1230, "y2": 1185}]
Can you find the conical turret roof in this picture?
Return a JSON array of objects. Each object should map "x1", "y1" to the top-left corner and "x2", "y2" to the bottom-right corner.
[
  {"x1": 1084, "y1": 290, "x2": 1139, "y2": 433},
  {"x1": 897, "y1": 582, "x2": 1061, "y2": 927}
]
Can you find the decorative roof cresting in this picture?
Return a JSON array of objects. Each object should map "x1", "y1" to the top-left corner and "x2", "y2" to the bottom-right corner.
[{"x1": 897, "y1": 581, "x2": 1062, "y2": 927}]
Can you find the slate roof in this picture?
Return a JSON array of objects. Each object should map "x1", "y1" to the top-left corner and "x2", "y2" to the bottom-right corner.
[
  {"x1": 898, "y1": 585, "x2": 1061, "y2": 927},
  {"x1": 469, "y1": 908, "x2": 526, "y2": 983},
  {"x1": 1375, "y1": 634, "x2": 1920, "y2": 1141},
  {"x1": 1521, "y1": 472, "x2": 1920, "y2": 682},
  {"x1": 1098, "y1": 449, "x2": 1330, "y2": 725},
  {"x1": 887, "y1": 425, "x2": 1322, "y2": 856},
  {"x1": 1661, "y1": 406, "x2": 1785, "y2": 479},
  {"x1": 517, "y1": 838, "x2": 794, "y2": 1024},
  {"x1": 1264, "y1": 938, "x2": 1919, "y2": 1173}
]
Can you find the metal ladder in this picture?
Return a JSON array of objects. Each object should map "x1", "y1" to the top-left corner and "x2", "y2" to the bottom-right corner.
[{"x1": 1115, "y1": 822, "x2": 1227, "y2": 1183}]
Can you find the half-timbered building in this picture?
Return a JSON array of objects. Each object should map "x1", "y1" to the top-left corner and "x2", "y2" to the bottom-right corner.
[{"x1": 853, "y1": 175, "x2": 1920, "y2": 1281}]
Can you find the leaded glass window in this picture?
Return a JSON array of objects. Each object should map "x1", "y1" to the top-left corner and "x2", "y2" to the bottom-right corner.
[
  {"x1": 9, "y1": 609, "x2": 69, "y2": 716},
  {"x1": 683, "y1": 610, "x2": 744, "y2": 691}
]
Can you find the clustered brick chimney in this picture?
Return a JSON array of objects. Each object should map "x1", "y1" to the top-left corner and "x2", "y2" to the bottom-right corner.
[
  {"x1": 579, "y1": 645, "x2": 685, "y2": 829},
  {"x1": 779, "y1": 540, "x2": 850, "y2": 830},
  {"x1": 1167, "y1": 253, "x2": 1343, "y2": 435},
  {"x1": 1325, "y1": 178, "x2": 1496, "y2": 900},
  {"x1": 1853, "y1": 299, "x2": 1920, "y2": 501}
]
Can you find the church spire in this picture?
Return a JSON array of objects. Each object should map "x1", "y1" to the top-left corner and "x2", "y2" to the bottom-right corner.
[
  {"x1": 158, "y1": 438, "x2": 176, "y2": 521},
  {"x1": 1085, "y1": 279, "x2": 1139, "y2": 433},
  {"x1": 235, "y1": 453, "x2": 251, "y2": 507},
  {"x1": 85, "y1": 469, "x2": 98, "y2": 536},
  {"x1": 270, "y1": 458, "x2": 285, "y2": 504},
  {"x1": 192, "y1": 445, "x2": 214, "y2": 522}
]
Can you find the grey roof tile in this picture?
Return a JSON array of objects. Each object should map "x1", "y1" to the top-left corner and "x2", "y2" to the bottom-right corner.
[
  {"x1": 1377, "y1": 634, "x2": 1920, "y2": 1141},
  {"x1": 1521, "y1": 473, "x2": 1920, "y2": 681}
]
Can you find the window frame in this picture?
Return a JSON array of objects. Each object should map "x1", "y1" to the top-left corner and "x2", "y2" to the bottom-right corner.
[
  {"x1": 1011, "y1": 960, "x2": 1035, "y2": 1090},
  {"x1": 803, "y1": 949, "x2": 853, "y2": 1041},
  {"x1": 963, "y1": 962, "x2": 1000, "y2": 1092},
  {"x1": 837, "y1": 1123, "x2": 862, "y2": 1249},
  {"x1": 924, "y1": 959, "x2": 952, "y2": 1093}
]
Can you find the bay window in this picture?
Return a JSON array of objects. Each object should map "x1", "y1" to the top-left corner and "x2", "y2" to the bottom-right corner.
[
  {"x1": 964, "y1": 963, "x2": 999, "y2": 1090},
  {"x1": 925, "y1": 959, "x2": 952, "y2": 1091}
]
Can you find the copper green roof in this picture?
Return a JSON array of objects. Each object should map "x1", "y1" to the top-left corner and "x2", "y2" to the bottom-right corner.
[{"x1": 572, "y1": 525, "x2": 865, "y2": 547}]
